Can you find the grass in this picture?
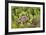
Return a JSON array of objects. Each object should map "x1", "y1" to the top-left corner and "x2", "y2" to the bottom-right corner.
[{"x1": 11, "y1": 6, "x2": 40, "y2": 29}]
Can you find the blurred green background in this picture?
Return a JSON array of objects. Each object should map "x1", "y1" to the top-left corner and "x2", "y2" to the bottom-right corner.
[{"x1": 11, "y1": 6, "x2": 40, "y2": 28}]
